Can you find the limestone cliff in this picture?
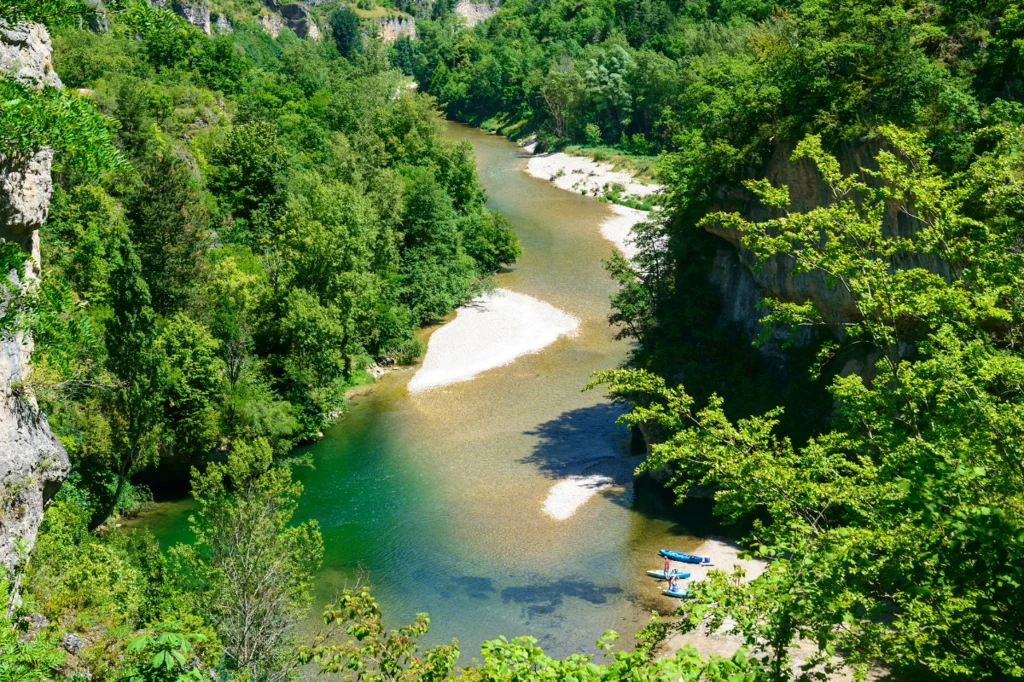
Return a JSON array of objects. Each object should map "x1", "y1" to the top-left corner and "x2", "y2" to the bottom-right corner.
[
  {"x1": 702, "y1": 138, "x2": 949, "y2": 346},
  {"x1": 378, "y1": 16, "x2": 416, "y2": 43},
  {"x1": 149, "y1": 0, "x2": 211, "y2": 34},
  {"x1": 278, "y1": 2, "x2": 320, "y2": 40},
  {"x1": 455, "y1": 0, "x2": 499, "y2": 27},
  {"x1": 145, "y1": 0, "x2": 319, "y2": 41},
  {"x1": 0, "y1": 22, "x2": 70, "y2": 576},
  {"x1": 173, "y1": 0, "x2": 211, "y2": 35},
  {"x1": 256, "y1": 0, "x2": 320, "y2": 40}
]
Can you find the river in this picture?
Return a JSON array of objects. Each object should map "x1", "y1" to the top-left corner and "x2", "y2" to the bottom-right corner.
[{"x1": 135, "y1": 121, "x2": 709, "y2": 660}]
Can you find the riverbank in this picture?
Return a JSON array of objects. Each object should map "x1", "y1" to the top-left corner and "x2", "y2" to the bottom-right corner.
[
  {"x1": 524, "y1": 149, "x2": 663, "y2": 200},
  {"x1": 521, "y1": 144, "x2": 661, "y2": 259}
]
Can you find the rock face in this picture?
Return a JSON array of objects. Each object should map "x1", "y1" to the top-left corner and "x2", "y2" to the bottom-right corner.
[
  {"x1": 172, "y1": 0, "x2": 211, "y2": 35},
  {"x1": 279, "y1": 2, "x2": 320, "y2": 40},
  {"x1": 147, "y1": 0, "x2": 211, "y2": 35},
  {"x1": 454, "y1": 0, "x2": 499, "y2": 27},
  {"x1": 0, "y1": 23, "x2": 70, "y2": 577},
  {"x1": 258, "y1": 0, "x2": 319, "y2": 40},
  {"x1": 87, "y1": 0, "x2": 109, "y2": 31},
  {"x1": 702, "y1": 138, "x2": 950, "y2": 341},
  {"x1": 213, "y1": 12, "x2": 233, "y2": 33},
  {"x1": 378, "y1": 17, "x2": 416, "y2": 43},
  {"x1": 261, "y1": 12, "x2": 285, "y2": 37},
  {"x1": 0, "y1": 23, "x2": 61, "y2": 88}
]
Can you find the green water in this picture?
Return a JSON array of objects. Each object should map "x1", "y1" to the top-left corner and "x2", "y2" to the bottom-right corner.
[{"x1": 138, "y1": 122, "x2": 706, "y2": 660}]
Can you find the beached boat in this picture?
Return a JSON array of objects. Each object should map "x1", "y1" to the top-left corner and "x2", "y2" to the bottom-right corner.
[
  {"x1": 659, "y1": 549, "x2": 711, "y2": 565},
  {"x1": 646, "y1": 569, "x2": 692, "y2": 580},
  {"x1": 662, "y1": 588, "x2": 691, "y2": 598}
]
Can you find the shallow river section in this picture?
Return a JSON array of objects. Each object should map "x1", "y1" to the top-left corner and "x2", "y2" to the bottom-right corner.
[{"x1": 143, "y1": 122, "x2": 706, "y2": 659}]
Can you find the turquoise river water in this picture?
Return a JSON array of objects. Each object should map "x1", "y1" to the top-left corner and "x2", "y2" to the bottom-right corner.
[{"x1": 133, "y1": 121, "x2": 711, "y2": 660}]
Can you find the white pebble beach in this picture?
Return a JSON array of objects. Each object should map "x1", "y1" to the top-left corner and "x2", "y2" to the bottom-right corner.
[
  {"x1": 541, "y1": 475, "x2": 615, "y2": 521},
  {"x1": 407, "y1": 288, "x2": 579, "y2": 393},
  {"x1": 524, "y1": 151, "x2": 661, "y2": 258}
]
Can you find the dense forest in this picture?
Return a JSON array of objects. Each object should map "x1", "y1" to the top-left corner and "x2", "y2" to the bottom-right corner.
[
  {"x1": 4, "y1": 0, "x2": 1024, "y2": 679},
  {"x1": 15, "y1": 0, "x2": 521, "y2": 525}
]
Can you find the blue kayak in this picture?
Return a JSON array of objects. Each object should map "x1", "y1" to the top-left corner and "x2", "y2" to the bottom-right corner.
[
  {"x1": 660, "y1": 549, "x2": 711, "y2": 565},
  {"x1": 662, "y1": 588, "x2": 691, "y2": 598},
  {"x1": 646, "y1": 569, "x2": 692, "y2": 580}
]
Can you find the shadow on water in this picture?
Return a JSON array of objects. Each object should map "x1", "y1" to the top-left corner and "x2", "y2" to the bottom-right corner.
[
  {"x1": 520, "y1": 403, "x2": 631, "y2": 478},
  {"x1": 446, "y1": 576, "x2": 499, "y2": 601},
  {"x1": 501, "y1": 579, "x2": 623, "y2": 618},
  {"x1": 522, "y1": 402, "x2": 752, "y2": 541},
  {"x1": 634, "y1": 475, "x2": 755, "y2": 541}
]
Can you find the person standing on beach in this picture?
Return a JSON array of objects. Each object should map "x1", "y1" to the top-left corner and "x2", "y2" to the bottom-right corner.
[{"x1": 663, "y1": 556, "x2": 670, "y2": 577}]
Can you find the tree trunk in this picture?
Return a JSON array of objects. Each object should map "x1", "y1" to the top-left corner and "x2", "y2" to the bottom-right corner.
[
  {"x1": 89, "y1": 462, "x2": 128, "y2": 531},
  {"x1": 342, "y1": 329, "x2": 353, "y2": 380}
]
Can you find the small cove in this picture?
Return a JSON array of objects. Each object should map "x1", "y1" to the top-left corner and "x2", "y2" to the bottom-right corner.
[{"x1": 134, "y1": 121, "x2": 710, "y2": 659}]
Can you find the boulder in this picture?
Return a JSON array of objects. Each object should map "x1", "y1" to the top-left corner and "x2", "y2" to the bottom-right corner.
[{"x1": 62, "y1": 632, "x2": 87, "y2": 655}]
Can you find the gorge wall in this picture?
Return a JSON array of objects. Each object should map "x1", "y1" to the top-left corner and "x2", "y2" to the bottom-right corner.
[
  {"x1": 379, "y1": 16, "x2": 416, "y2": 43},
  {"x1": 455, "y1": 0, "x2": 499, "y2": 27},
  {"x1": 701, "y1": 138, "x2": 949, "y2": 374},
  {"x1": 141, "y1": 0, "x2": 321, "y2": 41},
  {"x1": 0, "y1": 22, "x2": 70, "y2": 576}
]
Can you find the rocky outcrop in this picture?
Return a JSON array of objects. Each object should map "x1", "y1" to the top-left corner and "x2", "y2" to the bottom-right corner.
[
  {"x1": 147, "y1": 0, "x2": 211, "y2": 35},
  {"x1": 279, "y1": 2, "x2": 320, "y2": 40},
  {"x1": 172, "y1": 0, "x2": 211, "y2": 35},
  {"x1": 0, "y1": 23, "x2": 60, "y2": 88},
  {"x1": 261, "y1": 12, "x2": 285, "y2": 37},
  {"x1": 87, "y1": 0, "x2": 109, "y2": 31},
  {"x1": 257, "y1": 0, "x2": 319, "y2": 40},
  {"x1": 455, "y1": 0, "x2": 499, "y2": 27},
  {"x1": 378, "y1": 17, "x2": 416, "y2": 43},
  {"x1": 213, "y1": 12, "x2": 233, "y2": 33},
  {"x1": 703, "y1": 138, "x2": 950, "y2": 336},
  {"x1": 0, "y1": 22, "x2": 70, "y2": 577}
]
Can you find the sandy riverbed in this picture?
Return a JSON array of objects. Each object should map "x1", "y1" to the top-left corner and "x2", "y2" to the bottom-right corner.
[{"x1": 407, "y1": 288, "x2": 579, "y2": 393}]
